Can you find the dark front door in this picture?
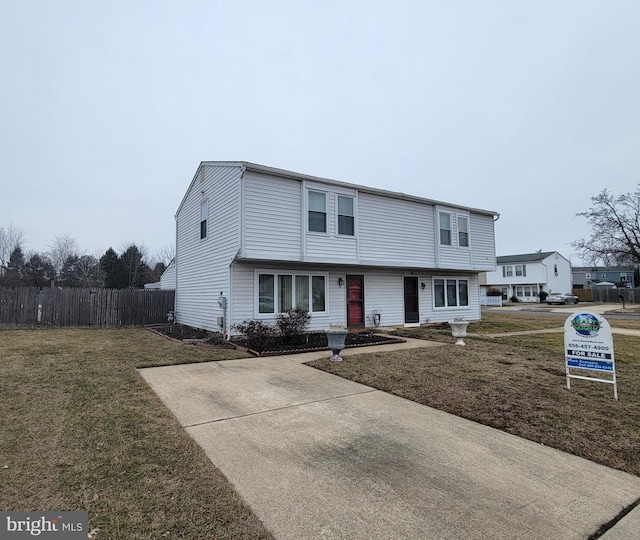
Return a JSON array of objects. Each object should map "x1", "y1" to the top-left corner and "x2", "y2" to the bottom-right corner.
[
  {"x1": 346, "y1": 275, "x2": 365, "y2": 327},
  {"x1": 404, "y1": 276, "x2": 419, "y2": 324}
]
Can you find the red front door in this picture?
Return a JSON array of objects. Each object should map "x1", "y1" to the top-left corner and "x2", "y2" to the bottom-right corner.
[{"x1": 346, "y1": 275, "x2": 364, "y2": 327}]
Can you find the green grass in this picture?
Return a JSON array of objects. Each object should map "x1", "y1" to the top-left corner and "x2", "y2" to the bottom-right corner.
[
  {"x1": 0, "y1": 328, "x2": 273, "y2": 540},
  {"x1": 310, "y1": 312, "x2": 640, "y2": 477}
]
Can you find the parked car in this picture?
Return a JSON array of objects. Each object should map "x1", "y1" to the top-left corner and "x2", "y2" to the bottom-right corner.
[{"x1": 544, "y1": 292, "x2": 579, "y2": 305}]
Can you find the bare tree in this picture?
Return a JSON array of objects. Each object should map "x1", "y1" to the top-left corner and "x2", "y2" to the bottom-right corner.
[
  {"x1": 572, "y1": 186, "x2": 640, "y2": 266},
  {"x1": 48, "y1": 234, "x2": 80, "y2": 275},
  {"x1": 155, "y1": 244, "x2": 175, "y2": 267},
  {"x1": 0, "y1": 224, "x2": 25, "y2": 269}
]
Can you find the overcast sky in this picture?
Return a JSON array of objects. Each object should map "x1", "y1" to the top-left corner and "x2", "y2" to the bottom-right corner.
[{"x1": 1, "y1": 1, "x2": 639, "y2": 265}]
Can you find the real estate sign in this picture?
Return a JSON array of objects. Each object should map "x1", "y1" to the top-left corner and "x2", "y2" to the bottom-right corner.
[{"x1": 564, "y1": 312, "x2": 617, "y2": 399}]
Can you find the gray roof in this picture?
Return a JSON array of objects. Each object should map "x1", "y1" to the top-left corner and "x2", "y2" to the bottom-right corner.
[
  {"x1": 496, "y1": 252, "x2": 556, "y2": 264},
  {"x1": 572, "y1": 266, "x2": 634, "y2": 272}
]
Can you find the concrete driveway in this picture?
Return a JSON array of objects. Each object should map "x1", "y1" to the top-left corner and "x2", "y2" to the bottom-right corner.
[{"x1": 140, "y1": 342, "x2": 640, "y2": 539}]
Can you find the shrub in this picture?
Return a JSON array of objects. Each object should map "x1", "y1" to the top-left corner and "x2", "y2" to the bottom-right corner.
[
  {"x1": 539, "y1": 291, "x2": 548, "y2": 302},
  {"x1": 486, "y1": 288, "x2": 503, "y2": 297},
  {"x1": 276, "y1": 308, "x2": 311, "y2": 343},
  {"x1": 231, "y1": 320, "x2": 276, "y2": 351},
  {"x1": 510, "y1": 295, "x2": 520, "y2": 303}
]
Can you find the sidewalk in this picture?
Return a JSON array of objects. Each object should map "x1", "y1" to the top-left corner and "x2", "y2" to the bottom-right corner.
[{"x1": 140, "y1": 341, "x2": 640, "y2": 539}]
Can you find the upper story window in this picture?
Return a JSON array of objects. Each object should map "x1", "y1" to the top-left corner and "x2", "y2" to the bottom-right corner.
[
  {"x1": 308, "y1": 191, "x2": 327, "y2": 233},
  {"x1": 457, "y1": 216, "x2": 469, "y2": 247},
  {"x1": 439, "y1": 212, "x2": 451, "y2": 245},
  {"x1": 503, "y1": 265, "x2": 513, "y2": 277},
  {"x1": 200, "y1": 200, "x2": 208, "y2": 239},
  {"x1": 515, "y1": 264, "x2": 526, "y2": 277},
  {"x1": 337, "y1": 195, "x2": 354, "y2": 236}
]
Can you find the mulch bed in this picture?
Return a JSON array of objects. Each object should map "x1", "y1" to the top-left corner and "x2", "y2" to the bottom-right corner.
[{"x1": 146, "y1": 324, "x2": 406, "y2": 356}]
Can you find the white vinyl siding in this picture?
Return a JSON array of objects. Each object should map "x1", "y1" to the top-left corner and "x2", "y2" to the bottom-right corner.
[
  {"x1": 469, "y1": 213, "x2": 496, "y2": 270},
  {"x1": 230, "y1": 262, "x2": 481, "y2": 333},
  {"x1": 159, "y1": 260, "x2": 176, "y2": 290},
  {"x1": 242, "y1": 171, "x2": 302, "y2": 261},
  {"x1": 175, "y1": 164, "x2": 242, "y2": 331},
  {"x1": 358, "y1": 192, "x2": 436, "y2": 267}
]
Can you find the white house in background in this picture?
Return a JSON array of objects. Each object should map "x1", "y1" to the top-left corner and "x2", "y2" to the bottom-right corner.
[
  {"x1": 479, "y1": 251, "x2": 572, "y2": 302},
  {"x1": 174, "y1": 161, "x2": 499, "y2": 335},
  {"x1": 159, "y1": 259, "x2": 176, "y2": 290},
  {"x1": 143, "y1": 259, "x2": 176, "y2": 290}
]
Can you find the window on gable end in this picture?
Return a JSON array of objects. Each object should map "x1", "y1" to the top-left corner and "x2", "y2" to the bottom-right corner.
[
  {"x1": 337, "y1": 195, "x2": 354, "y2": 236},
  {"x1": 439, "y1": 212, "x2": 451, "y2": 245},
  {"x1": 200, "y1": 200, "x2": 208, "y2": 239},
  {"x1": 308, "y1": 191, "x2": 327, "y2": 233}
]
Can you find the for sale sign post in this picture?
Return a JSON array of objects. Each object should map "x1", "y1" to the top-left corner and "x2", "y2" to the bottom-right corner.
[{"x1": 564, "y1": 312, "x2": 617, "y2": 400}]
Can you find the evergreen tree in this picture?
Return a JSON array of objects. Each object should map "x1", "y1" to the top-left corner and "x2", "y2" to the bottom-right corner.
[
  {"x1": 59, "y1": 255, "x2": 82, "y2": 287},
  {"x1": 24, "y1": 253, "x2": 55, "y2": 288},
  {"x1": 100, "y1": 248, "x2": 127, "y2": 288},
  {"x1": 5, "y1": 246, "x2": 26, "y2": 287},
  {"x1": 120, "y1": 244, "x2": 151, "y2": 288}
]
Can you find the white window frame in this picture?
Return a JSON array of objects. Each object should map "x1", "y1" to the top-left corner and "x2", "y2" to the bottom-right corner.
[
  {"x1": 432, "y1": 277, "x2": 470, "y2": 309},
  {"x1": 515, "y1": 264, "x2": 526, "y2": 277},
  {"x1": 255, "y1": 270, "x2": 328, "y2": 317},
  {"x1": 336, "y1": 194, "x2": 355, "y2": 236},
  {"x1": 457, "y1": 215, "x2": 469, "y2": 248},
  {"x1": 200, "y1": 200, "x2": 208, "y2": 240},
  {"x1": 439, "y1": 212, "x2": 452, "y2": 246},
  {"x1": 504, "y1": 265, "x2": 513, "y2": 277},
  {"x1": 308, "y1": 190, "x2": 327, "y2": 234}
]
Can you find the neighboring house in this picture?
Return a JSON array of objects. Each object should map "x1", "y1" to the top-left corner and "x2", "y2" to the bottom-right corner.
[
  {"x1": 479, "y1": 251, "x2": 572, "y2": 302},
  {"x1": 572, "y1": 266, "x2": 635, "y2": 289},
  {"x1": 174, "y1": 161, "x2": 498, "y2": 334},
  {"x1": 159, "y1": 259, "x2": 176, "y2": 290},
  {"x1": 144, "y1": 259, "x2": 176, "y2": 290}
]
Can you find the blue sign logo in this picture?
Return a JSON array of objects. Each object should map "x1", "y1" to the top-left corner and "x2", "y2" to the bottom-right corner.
[{"x1": 571, "y1": 313, "x2": 601, "y2": 337}]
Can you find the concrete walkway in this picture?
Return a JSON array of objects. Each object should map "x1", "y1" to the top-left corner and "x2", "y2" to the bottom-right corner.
[{"x1": 140, "y1": 338, "x2": 640, "y2": 539}]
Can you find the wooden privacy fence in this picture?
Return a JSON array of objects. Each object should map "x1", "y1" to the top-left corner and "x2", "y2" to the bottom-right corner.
[
  {"x1": 0, "y1": 287, "x2": 175, "y2": 329},
  {"x1": 590, "y1": 287, "x2": 640, "y2": 304}
]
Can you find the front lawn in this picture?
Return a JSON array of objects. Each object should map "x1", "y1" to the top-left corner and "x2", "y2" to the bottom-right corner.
[
  {"x1": 309, "y1": 312, "x2": 640, "y2": 477},
  {"x1": 0, "y1": 328, "x2": 273, "y2": 540}
]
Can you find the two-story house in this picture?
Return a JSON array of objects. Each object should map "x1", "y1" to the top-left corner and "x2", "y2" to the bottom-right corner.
[
  {"x1": 174, "y1": 162, "x2": 498, "y2": 334},
  {"x1": 479, "y1": 251, "x2": 572, "y2": 302},
  {"x1": 572, "y1": 266, "x2": 635, "y2": 289}
]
